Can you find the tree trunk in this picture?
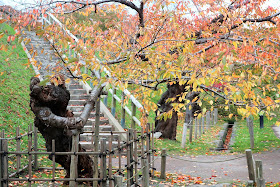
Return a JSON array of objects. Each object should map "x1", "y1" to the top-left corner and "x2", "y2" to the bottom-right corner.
[
  {"x1": 155, "y1": 82, "x2": 185, "y2": 140},
  {"x1": 29, "y1": 77, "x2": 102, "y2": 183},
  {"x1": 155, "y1": 82, "x2": 201, "y2": 140}
]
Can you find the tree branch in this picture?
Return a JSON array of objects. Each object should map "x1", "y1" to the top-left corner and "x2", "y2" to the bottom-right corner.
[
  {"x1": 50, "y1": 0, "x2": 144, "y2": 26},
  {"x1": 49, "y1": 42, "x2": 83, "y2": 79},
  {"x1": 32, "y1": 83, "x2": 104, "y2": 129}
]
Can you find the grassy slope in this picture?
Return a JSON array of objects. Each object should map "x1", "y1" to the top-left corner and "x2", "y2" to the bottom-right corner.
[
  {"x1": 0, "y1": 23, "x2": 34, "y2": 135},
  {"x1": 0, "y1": 23, "x2": 65, "y2": 186}
]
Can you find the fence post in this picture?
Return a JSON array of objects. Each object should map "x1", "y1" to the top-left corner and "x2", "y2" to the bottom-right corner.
[
  {"x1": 189, "y1": 119, "x2": 193, "y2": 143},
  {"x1": 211, "y1": 110, "x2": 214, "y2": 127},
  {"x1": 0, "y1": 138, "x2": 2, "y2": 187},
  {"x1": 146, "y1": 123, "x2": 151, "y2": 170},
  {"x1": 140, "y1": 128, "x2": 145, "y2": 182},
  {"x1": 160, "y1": 149, "x2": 166, "y2": 179},
  {"x1": 127, "y1": 129, "x2": 134, "y2": 186},
  {"x1": 114, "y1": 175, "x2": 123, "y2": 187},
  {"x1": 0, "y1": 138, "x2": 8, "y2": 187},
  {"x1": 202, "y1": 116, "x2": 205, "y2": 134},
  {"x1": 131, "y1": 102, "x2": 136, "y2": 129},
  {"x1": 255, "y1": 160, "x2": 265, "y2": 187},
  {"x1": 133, "y1": 130, "x2": 138, "y2": 186},
  {"x1": 214, "y1": 108, "x2": 218, "y2": 125},
  {"x1": 181, "y1": 121, "x2": 188, "y2": 148},
  {"x1": 16, "y1": 127, "x2": 21, "y2": 174},
  {"x1": 151, "y1": 123, "x2": 155, "y2": 178},
  {"x1": 194, "y1": 118, "x2": 198, "y2": 139},
  {"x1": 206, "y1": 111, "x2": 210, "y2": 130},
  {"x1": 93, "y1": 99, "x2": 100, "y2": 187},
  {"x1": 247, "y1": 117, "x2": 254, "y2": 149},
  {"x1": 143, "y1": 158, "x2": 149, "y2": 187},
  {"x1": 108, "y1": 135, "x2": 113, "y2": 187},
  {"x1": 51, "y1": 140, "x2": 56, "y2": 187},
  {"x1": 121, "y1": 92, "x2": 126, "y2": 128},
  {"x1": 111, "y1": 88, "x2": 117, "y2": 117},
  {"x1": 28, "y1": 139, "x2": 32, "y2": 187},
  {"x1": 33, "y1": 125, "x2": 38, "y2": 170},
  {"x1": 100, "y1": 138, "x2": 107, "y2": 187},
  {"x1": 70, "y1": 130, "x2": 79, "y2": 187},
  {"x1": 118, "y1": 136, "x2": 122, "y2": 175},
  {"x1": 198, "y1": 117, "x2": 202, "y2": 137},
  {"x1": 246, "y1": 149, "x2": 256, "y2": 185}
]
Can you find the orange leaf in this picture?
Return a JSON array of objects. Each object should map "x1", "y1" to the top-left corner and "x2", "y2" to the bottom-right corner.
[{"x1": 0, "y1": 19, "x2": 6, "y2": 24}]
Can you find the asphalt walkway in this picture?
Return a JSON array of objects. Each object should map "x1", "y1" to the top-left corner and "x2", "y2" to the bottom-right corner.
[
  {"x1": 151, "y1": 126, "x2": 280, "y2": 185},
  {"x1": 152, "y1": 149, "x2": 280, "y2": 184}
]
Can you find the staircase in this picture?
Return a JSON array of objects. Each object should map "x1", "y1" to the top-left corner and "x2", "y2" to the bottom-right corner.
[
  {"x1": 66, "y1": 80, "x2": 120, "y2": 150},
  {"x1": 22, "y1": 30, "x2": 121, "y2": 151}
]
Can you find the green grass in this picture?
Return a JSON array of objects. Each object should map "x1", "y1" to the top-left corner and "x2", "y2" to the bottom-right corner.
[
  {"x1": 0, "y1": 23, "x2": 34, "y2": 135},
  {"x1": 232, "y1": 116, "x2": 280, "y2": 153},
  {"x1": 0, "y1": 23, "x2": 58, "y2": 182},
  {"x1": 154, "y1": 119, "x2": 224, "y2": 156}
]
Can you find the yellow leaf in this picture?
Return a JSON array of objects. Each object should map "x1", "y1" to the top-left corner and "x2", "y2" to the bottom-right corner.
[
  {"x1": 233, "y1": 41, "x2": 238, "y2": 49},
  {"x1": 275, "y1": 121, "x2": 280, "y2": 126},
  {"x1": 65, "y1": 78, "x2": 71, "y2": 84},
  {"x1": 229, "y1": 114, "x2": 233, "y2": 119},
  {"x1": 210, "y1": 100, "x2": 213, "y2": 105},
  {"x1": 0, "y1": 33, "x2": 4, "y2": 40},
  {"x1": 200, "y1": 108, "x2": 206, "y2": 114}
]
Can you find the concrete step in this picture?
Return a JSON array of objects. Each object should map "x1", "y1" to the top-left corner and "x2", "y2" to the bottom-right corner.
[
  {"x1": 69, "y1": 89, "x2": 87, "y2": 95},
  {"x1": 84, "y1": 118, "x2": 109, "y2": 126},
  {"x1": 67, "y1": 105, "x2": 85, "y2": 112},
  {"x1": 79, "y1": 141, "x2": 120, "y2": 150},
  {"x1": 83, "y1": 125, "x2": 113, "y2": 132},
  {"x1": 68, "y1": 84, "x2": 83, "y2": 89},
  {"x1": 68, "y1": 100, "x2": 86, "y2": 106},
  {"x1": 80, "y1": 133, "x2": 119, "y2": 141},
  {"x1": 70, "y1": 95, "x2": 90, "y2": 100},
  {"x1": 73, "y1": 111, "x2": 104, "y2": 118}
]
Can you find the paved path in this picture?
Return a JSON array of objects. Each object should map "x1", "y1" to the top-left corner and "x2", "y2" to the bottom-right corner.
[
  {"x1": 151, "y1": 126, "x2": 280, "y2": 184},
  {"x1": 272, "y1": 125, "x2": 280, "y2": 139},
  {"x1": 152, "y1": 149, "x2": 280, "y2": 184}
]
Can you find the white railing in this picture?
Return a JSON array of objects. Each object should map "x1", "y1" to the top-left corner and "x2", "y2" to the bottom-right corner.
[{"x1": 41, "y1": 12, "x2": 143, "y2": 128}]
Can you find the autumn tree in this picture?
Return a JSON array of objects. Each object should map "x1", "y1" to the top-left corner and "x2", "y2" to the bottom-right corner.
[{"x1": 4, "y1": 0, "x2": 280, "y2": 144}]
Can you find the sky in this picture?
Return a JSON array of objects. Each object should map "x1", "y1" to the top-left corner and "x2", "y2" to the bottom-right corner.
[
  {"x1": 0, "y1": 0, "x2": 279, "y2": 15},
  {"x1": 1, "y1": 0, "x2": 279, "y2": 9}
]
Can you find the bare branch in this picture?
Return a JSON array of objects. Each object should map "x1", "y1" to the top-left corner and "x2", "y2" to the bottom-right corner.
[
  {"x1": 50, "y1": 0, "x2": 144, "y2": 26},
  {"x1": 49, "y1": 42, "x2": 82, "y2": 79},
  {"x1": 101, "y1": 57, "x2": 128, "y2": 65},
  {"x1": 200, "y1": 84, "x2": 245, "y2": 107}
]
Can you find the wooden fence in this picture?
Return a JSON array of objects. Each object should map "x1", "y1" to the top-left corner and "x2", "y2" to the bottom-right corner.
[
  {"x1": 181, "y1": 108, "x2": 218, "y2": 148},
  {"x1": 0, "y1": 108, "x2": 155, "y2": 187},
  {"x1": 246, "y1": 149, "x2": 265, "y2": 187}
]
